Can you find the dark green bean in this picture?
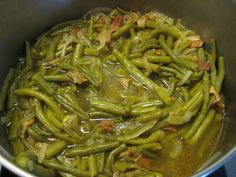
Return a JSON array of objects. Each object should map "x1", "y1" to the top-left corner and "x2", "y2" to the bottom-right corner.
[
  {"x1": 0, "y1": 68, "x2": 15, "y2": 111},
  {"x1": 47, "y1": 36, "x2": 61, "y2": 60}
]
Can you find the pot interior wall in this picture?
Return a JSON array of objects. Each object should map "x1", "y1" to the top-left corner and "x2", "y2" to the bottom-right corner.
[{"x1": 0, "y1": 0, "x2": 236, "y2": 176}]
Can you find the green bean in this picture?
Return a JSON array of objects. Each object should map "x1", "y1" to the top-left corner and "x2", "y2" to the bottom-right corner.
[
  {"x1": 148, "y1": 26, "x2": 181, "y2": 39},
  {"x1": 35, "y1": 100, "x2": 60, "y2": 133},
  {"x1": 132, "y1": 99, "x2": 163, "y2": 108},
  {"x1": 45, "y1": 141, "x2": 67, "y2": 159},
  {"x1": 44, "y1": 75, "x2": 72, "y2": 82},
  {"x1": 128, "y1": 53, "x2": 143, "y2": 59},
  {"x1": 15, "y1": 151, "x2": 35, "y2": 170},
  {"x1": 0, "y1": 68, "x2": 15, "y2": 111},
  {"x1": 47, "y1": 36, "x2": 61, "y2": 60},
  {"x1": 106, "y1": 144, "x2": 127, "y2": 174},
  {"x1": 8, "y1": 108, "x2": 20, "y2": 140},
  {"x1": 25, "y1": 42, "x2": 33, "y2": 67},
  {"x1": 88, "y1": 154, "x2": 98, "y2": 177},
  {"x1": 166, "y1": 36, "x2": 174, "y2": 49},
  {"x1": 72, "y1": 43, "x2": 84, "y2": 65},
  {"x1": 131, "y1": 59, "x2": 161, "y2": 73},
  {"x1": 11, "y1": 139, "x2": 25, "y2": 155},
  {"x1": 190, "y1": 110, "x2": 216, "y2": 144},
  {"x1": 46, "y1": 109, "x2": 64, "y2": 130},
  {"x1": 136, "y1": 109, "x2": 163, "y2": 123},
  {"x1": 32, "y1": 73, "x2": 54, "y2": 95},
  {"x1": 64, "y1": 142, "x2": 120, "y2": 157},
  {"x1": 137, "y1": 39, "x2": 160, "y2": 53},
  {"x1": 90, "y1": 99, "x2": 131, "y2": 116},
  {"x1": 42, "y1": 160, "x2": 90, "y2": 177},
  {"x1": 201, "y1": 72, "x2": 210, "y2": 114},
  {"x1": 131, "y1": 106, "x2": 157, "y2": 116},
  {"x1": 27, "y1": 127, "x2": 49, "y2": 142},
  {"x1": 211, "y1": 38, "x2": 217, "y2": 64},
  {"x1": 88, "y1": 110, "x2": 115, "y2": 118},
  {"x1": 208, "y1": 55, "x2": 217, "y2": 87},
  {"x1": 113, "y1": 49, "x2": 172, "y2": 105},
  {"x1": 97, "y1": 152, "x2": 105, "y2": 173},
  {"x1": 112, "y1": 20, "x2": 135, "y2": 39},
  {"x1": 122, "y1": 39, "x2": 132, "y2": 56},
  {"x1": 15, "y1": 88, "x2": 64, "y2": 119},
  {"x1": 84, "y1": 47, "x2": 99, "y2": 56},
  {"x1": 87, "y1": 15, "x2": 95, "y2": 39},
  {"x1": 169, "y1": 78, "x2": 177, "y2": 96},
  {"x1": 63, "y1": 92, "x2": 88, "y2": 117},
  {"x1": 54, "y1": 94, "x2": 88, "y2": 120},
  {"x1": 79, "y1": 157, "x2": 89, "y2": 170},
  {"x1": 159, "y1": 34, "x2": 198, "y2": 71},
  {"x1": 146, "y1": 55, "x2": 173, "y2": 64},
  {"x1": 180, "y1": 87, "x2": 190, "y2": 102},
  {"x1": 127, "y1": 130, "x2": 165, "y2": 145}
]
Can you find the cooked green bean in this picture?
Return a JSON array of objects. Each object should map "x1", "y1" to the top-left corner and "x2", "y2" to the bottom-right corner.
[
  {"x1": 64, "y1": 142, "x2": 120, "y2": 157},
  {"x1": 90, "y1": 99, "x2": 131, "y2": 116},
  {"x1": 15, "y1": 88, "x2": 64, "y2": 119},
  {"x1": 47, "y1": 36, "x2": 61, "y2": 60},
  {"x1": 112, "y1": 20, "x2": 135, "y2": 39},
  {"x1": 45, "y1": 141, "x2": 67, "y2": 159},
  {"x1": 32, "y1": 73, "x2": 54, "y2": 95},
  {"x1": 0, "y1": 68, "x2": 15, "y2": 111},
  {"x1": 97, "y1": 152, "x2": 105, "y2": 173},
  {"x1": 88, "y1": 154, "x2": 98, "y2": 177},
  {"x1": 106, "y1": 144, "x2": 127, "y2": 174},
  {"x1": 42, "y1": 160, "x2": 90, "y2": 177}
]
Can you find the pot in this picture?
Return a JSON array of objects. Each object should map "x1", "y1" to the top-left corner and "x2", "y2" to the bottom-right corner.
[{"x1": 0, "y1": 0, "x2": 236, "y2": 176}]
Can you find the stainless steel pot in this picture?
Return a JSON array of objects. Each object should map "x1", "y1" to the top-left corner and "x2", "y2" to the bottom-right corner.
[{"x1": 0, "y1": 0, "x2": 236, "y2": 176}]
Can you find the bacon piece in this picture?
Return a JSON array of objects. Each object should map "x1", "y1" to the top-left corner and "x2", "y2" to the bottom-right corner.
[
  {"x1": 67, "y1": 71, "x2": 88, "y2": 84},
  {"x1": 21, "y1": 117, "x2": 34, "y2": 137},
  {"x1": 99, "y1": 120, "x2": 114, "y2": 133},
  {"x1": 163, "y1": 126, "x2": 177, "y2": 132},
  {"x1": 119, "y1": 78, "x2": 131, "y2": 88},
  {"x1": 137, "y1": 156, "x2": 152, "y2": 169},
  {"x1": 96, "y1": 30, "x2": 111, "y2": 44},
  {"x1": 119, "y1": 147, "x2": 136, "y2": 158},
  {"x1": 210, "y1": 86, "x2": 225, "y2": 113},
  {"x1": 110, "y1": 16, "x2": 122, "y2": 33},
  {"x1": 197, "y1": 60, "x2": 211, "y2": 71}
]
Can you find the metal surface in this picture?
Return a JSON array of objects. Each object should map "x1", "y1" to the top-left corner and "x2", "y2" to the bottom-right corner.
[{"x1": 0, "y1": 0, "x2": 236, "y2": 176}]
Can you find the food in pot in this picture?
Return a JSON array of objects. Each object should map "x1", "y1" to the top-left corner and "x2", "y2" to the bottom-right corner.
[{"x1": 0, "y1": 7, "x2": 225, "y2": 177}]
